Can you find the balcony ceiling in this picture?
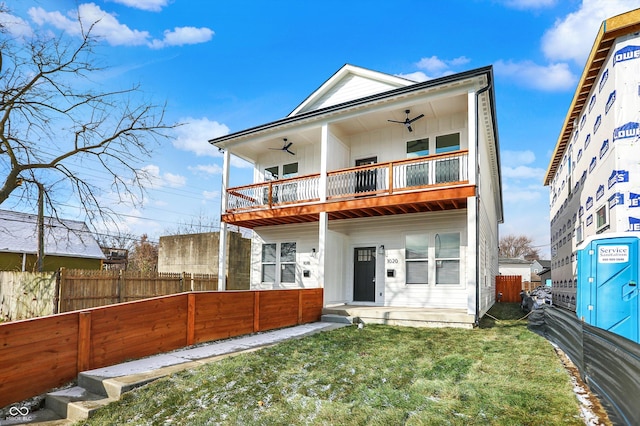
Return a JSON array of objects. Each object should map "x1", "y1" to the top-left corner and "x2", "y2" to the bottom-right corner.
[{"x1": 229, "y1": 94, "x2": 468, "y2": 163}]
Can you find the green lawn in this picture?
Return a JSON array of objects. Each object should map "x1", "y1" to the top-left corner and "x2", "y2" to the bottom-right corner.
[{"x1": 79, "y1": 304, "x2": 584, "y2": 425}]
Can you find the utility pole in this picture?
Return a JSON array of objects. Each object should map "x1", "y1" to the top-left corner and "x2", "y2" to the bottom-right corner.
[{"x1": 37, "y1": 181, "x2": 45, "y2": 272}]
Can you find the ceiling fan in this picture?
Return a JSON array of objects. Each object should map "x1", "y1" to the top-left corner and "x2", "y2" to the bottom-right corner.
[
  {"x1": 269, "y1": 138, "x2": 295, "y2": 155},
  {"x1": 388, "y1": 109, "x2": 424, "y2": 132}
]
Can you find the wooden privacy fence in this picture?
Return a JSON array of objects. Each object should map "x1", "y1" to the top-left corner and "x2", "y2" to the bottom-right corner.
[
  {"x1": 495, "y1": 275, "x2": 523, "y2": 303},
  {"x1": 0, "y1": 288, "x2": 324, "y2": 408},
  {"x1": 58, "y1": 269, "x2": 218, "y2": 312}
]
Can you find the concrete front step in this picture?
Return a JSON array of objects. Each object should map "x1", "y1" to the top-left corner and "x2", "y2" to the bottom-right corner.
[
  {"x1": 46, "y1": 386, "x2": 115, "y2": 421},
  {"x1": 321, "y1": 314, "x2": 355, "y2": 324}
]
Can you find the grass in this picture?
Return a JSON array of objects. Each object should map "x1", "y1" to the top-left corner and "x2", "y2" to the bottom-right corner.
[{"x1": 78, "y1": 304, "x2": 584, "y2": 425}]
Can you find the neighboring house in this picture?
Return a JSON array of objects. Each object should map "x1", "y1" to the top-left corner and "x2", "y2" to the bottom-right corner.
[
  {"x1": 157, "y1": 231, "x2": 251, "y2": 290},
  {"x1": 498, "y1": 258, "x2": 532, "y2": 283},
  {"x1": 531, "y1": 259, "x2": 550, "y2": 284},
  {"x1": 0, "y1": 209, "x2": 104, "y2": 271},
  {"x1": 544, "y1": 9, "x2": 640, "y2": 310},
  {"x1": 210, "y1": 64, "x2": 503, "y2": 327},
  {"x1": 538, "y1": 267, "x2": 552, "y2": 287},
  {"x1": 101, "y1": 247, "x2": 129, "y2": 270}
]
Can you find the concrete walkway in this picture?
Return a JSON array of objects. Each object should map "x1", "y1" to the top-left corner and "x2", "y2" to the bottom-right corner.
[{"x1": 1, "y1": 322, "x2": 348, "y2": 425}]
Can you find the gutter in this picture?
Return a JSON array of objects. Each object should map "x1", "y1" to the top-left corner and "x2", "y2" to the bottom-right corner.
[{"x1": 474, "y1": 79, "x2": 492, "y2": 326}]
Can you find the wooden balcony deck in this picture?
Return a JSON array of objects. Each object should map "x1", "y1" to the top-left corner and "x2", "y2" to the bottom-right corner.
[{"x1": 223, "y1": 151, "x2": 473, "y2": 228}]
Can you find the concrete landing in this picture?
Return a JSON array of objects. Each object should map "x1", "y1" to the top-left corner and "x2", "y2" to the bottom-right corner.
[{"x1": 322, "y1": 305, "x2": 476, "y2": 328}]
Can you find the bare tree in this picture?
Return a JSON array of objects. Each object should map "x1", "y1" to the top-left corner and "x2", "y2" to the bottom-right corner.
[
  {"x1": 163, "y1": 209, "x2": 220, "y2": 236},
  {"x1": 128, "y1": 234, "x2": 158, "y2": 272},
  {"x1": 499, "y1": 234, "x2": 540, "y2": 260},
  {"x1": 0, "y1": 14, "x2": 176, "y2": 228}
]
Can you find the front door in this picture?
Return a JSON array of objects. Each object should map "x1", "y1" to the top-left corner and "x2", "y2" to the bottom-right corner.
[
  {"x1": 354, "y1": 247, "x2": 376, "y2": 302},
  {"x1": 355, "y1": 157, "x2": 377, "y2": 194}
]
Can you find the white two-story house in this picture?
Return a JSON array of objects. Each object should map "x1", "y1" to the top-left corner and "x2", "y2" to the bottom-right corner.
[{"x1": 210, "y1": 64, "x2": 503, "y2": 327}]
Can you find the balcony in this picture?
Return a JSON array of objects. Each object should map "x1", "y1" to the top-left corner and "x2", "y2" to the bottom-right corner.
[{"x1": 223, "y1": 150, "x2": 474, "y2": 228}]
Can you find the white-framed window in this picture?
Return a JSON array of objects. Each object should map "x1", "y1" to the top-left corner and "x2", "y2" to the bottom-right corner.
[
  {"x1": 435, "y1": 232, "x2": 460, "y2": 285},
  {"x1": 405, "y1": 234, "x2": 429, "y2": 284},
  {"x1": 576, "y1": 223, "x2": 584, "y2": 244},
  {"x1": 406, "y1": 138, "x2": 429, "y2": 158},
  {"x1": 596, "y1": 205, "x2": 608, "y2": 232},
  {"x1": 261, "y1": 242, "x2": 296, "y2": 284},
  {"x1": 264, "y1": 162, "x2": 298, "y2": 204},
  {"x1": 280, "y1": 242, "x2": 296, "y2": 283},
  {"x1": 435, "y1": 133, "x2": 460, "y2": 153},
  {"x1": 435, "y1": 133, "x2": 461, "y2": 183},
  {"x1": 261, "y1": 243, "x2": 277, "y2": 283}
]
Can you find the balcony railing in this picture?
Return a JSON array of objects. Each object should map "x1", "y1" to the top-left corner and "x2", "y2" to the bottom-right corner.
[{"x1": 226, "y1": 150, "x2": 468, "y2": 212}]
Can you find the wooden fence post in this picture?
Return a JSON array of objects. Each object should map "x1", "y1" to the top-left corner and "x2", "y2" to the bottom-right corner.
[
  {"x1": 253, "y1": 291, "x2": 260, "y2": 332},
  {"x1": 53, "y1": 268, "x2": 61, "y2": 315},
  {"x1": 117, "y1": 270, "x2": 123, "y2": 303},
  {"x1": 77, "y1": 311, "x2": 92, "y2": 372},
  {"x1": 187, "y1": 293, "x2": 196, "y2": 346}
]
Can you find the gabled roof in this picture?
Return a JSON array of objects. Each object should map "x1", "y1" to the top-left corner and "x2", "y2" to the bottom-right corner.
[
  {"x1": 498, "y1": 257, "x2": 533, "y2": 265},
  {"x1": 209, "y1": 65, "x2": 496, "y2": 147},
  {"x1": 0, "y1": 209, "x2": 105, "y2": 259},
  {"x1": 544, "y1": 8, "x2": 640, "y2": 185},
  {"x1": 288, "y1": 64, "x2": 415, "y2": 116}
]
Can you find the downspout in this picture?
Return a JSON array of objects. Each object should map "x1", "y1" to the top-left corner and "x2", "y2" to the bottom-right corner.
[{"x1": 474, "y1": 78, "x2": 492, "y2": 326}]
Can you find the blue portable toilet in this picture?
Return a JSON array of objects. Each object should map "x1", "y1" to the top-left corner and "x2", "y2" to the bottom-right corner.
[{"x1": 576, "y1": 233, "x2": 639, "y2": 344}]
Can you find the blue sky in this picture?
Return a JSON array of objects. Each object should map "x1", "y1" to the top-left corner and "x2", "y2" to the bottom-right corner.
[{"x1": 2, "y1": 0, "x2": 639, "y2": 256}]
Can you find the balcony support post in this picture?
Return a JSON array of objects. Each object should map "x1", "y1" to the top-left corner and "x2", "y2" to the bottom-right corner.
[
  {"x1": 319, "y1": 124, "x2": 328, "y2": 202},
  {"x1": 218, "y1": 149, "x2": 231, "y2": 291}
]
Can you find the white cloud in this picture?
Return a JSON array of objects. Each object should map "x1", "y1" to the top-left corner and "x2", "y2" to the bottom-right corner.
[
  {"x1": 502, "y1": 0, "x2": 557, "y2": 9},
  {"x1": 415, "y1": 56, "x2": 471, "y2": 76},
  {"x1": 494, "y1": 60, "x2": 577, "y2": 91},
  {"x1": 202, "y1": 190, "x2": 219, "y2": 200},
  {"x1": 163, "y1": 172, "x2": 187, "y2": 188},
  {"x1": 230, "y1": 156, "x2": 253, "y2": 169},
  {"x1": 541, "y1": 0, "x2": 639, "y2": 65},
  {"x1": 189, "y1": 164, "x2": 223, "y2": 175},
  {"x1": 150, "y1": 27, "x2": 214, "y2": 49},
  {"x1": 502, "y1": 150, "x2": 536, "y2": 165},
  {"x1": 502, "y1": 183, "x2": 546, "y2": 202},
  {"x1": 0, "y1": 12, "x2": 34, "y2": 38},
  {"x1": 142, "y1": 165, "x2": 187, "y2": 189},
  {"x1": 110, "y1": 0, "x2": 170, "y2": 12},
  {"x1": 29, "y1": 4, "x2": 150, "y2": 46},
  {"x1": 503, "y1": 165, "x2": 546, "y2": 180},
  {"x1": 27, "y1": 4, "x2": 213, "y2": 49},
  {"x1": 395, "y1": 72, "x2": 430, "y2": 82},
  {"x1": 173, "y1": 117, "x2": 230, "y2": 157},
  {"x1": 417, "y1": 56, "x2": 448, "y2": 73}
]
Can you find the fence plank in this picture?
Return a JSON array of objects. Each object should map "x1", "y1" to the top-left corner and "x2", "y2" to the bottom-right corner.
[{"x1": 77, "y1": 311, "x2": 91, "y2": 372}]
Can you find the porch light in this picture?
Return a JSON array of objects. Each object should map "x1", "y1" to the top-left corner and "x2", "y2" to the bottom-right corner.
[
  {"x1": 378, "y1": 245, "x2": 385, "y2": 254},
  {"x1": 311, "y1": 248, "x2": 316, "y2": 258}
]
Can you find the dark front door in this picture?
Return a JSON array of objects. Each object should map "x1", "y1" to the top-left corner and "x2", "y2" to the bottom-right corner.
[
  {"x1": 354, "y1": 247, "x2": 376, "y2": 302},
  {"x1": 355, "y1": 157, "x2": 377, "y2": 194}
]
